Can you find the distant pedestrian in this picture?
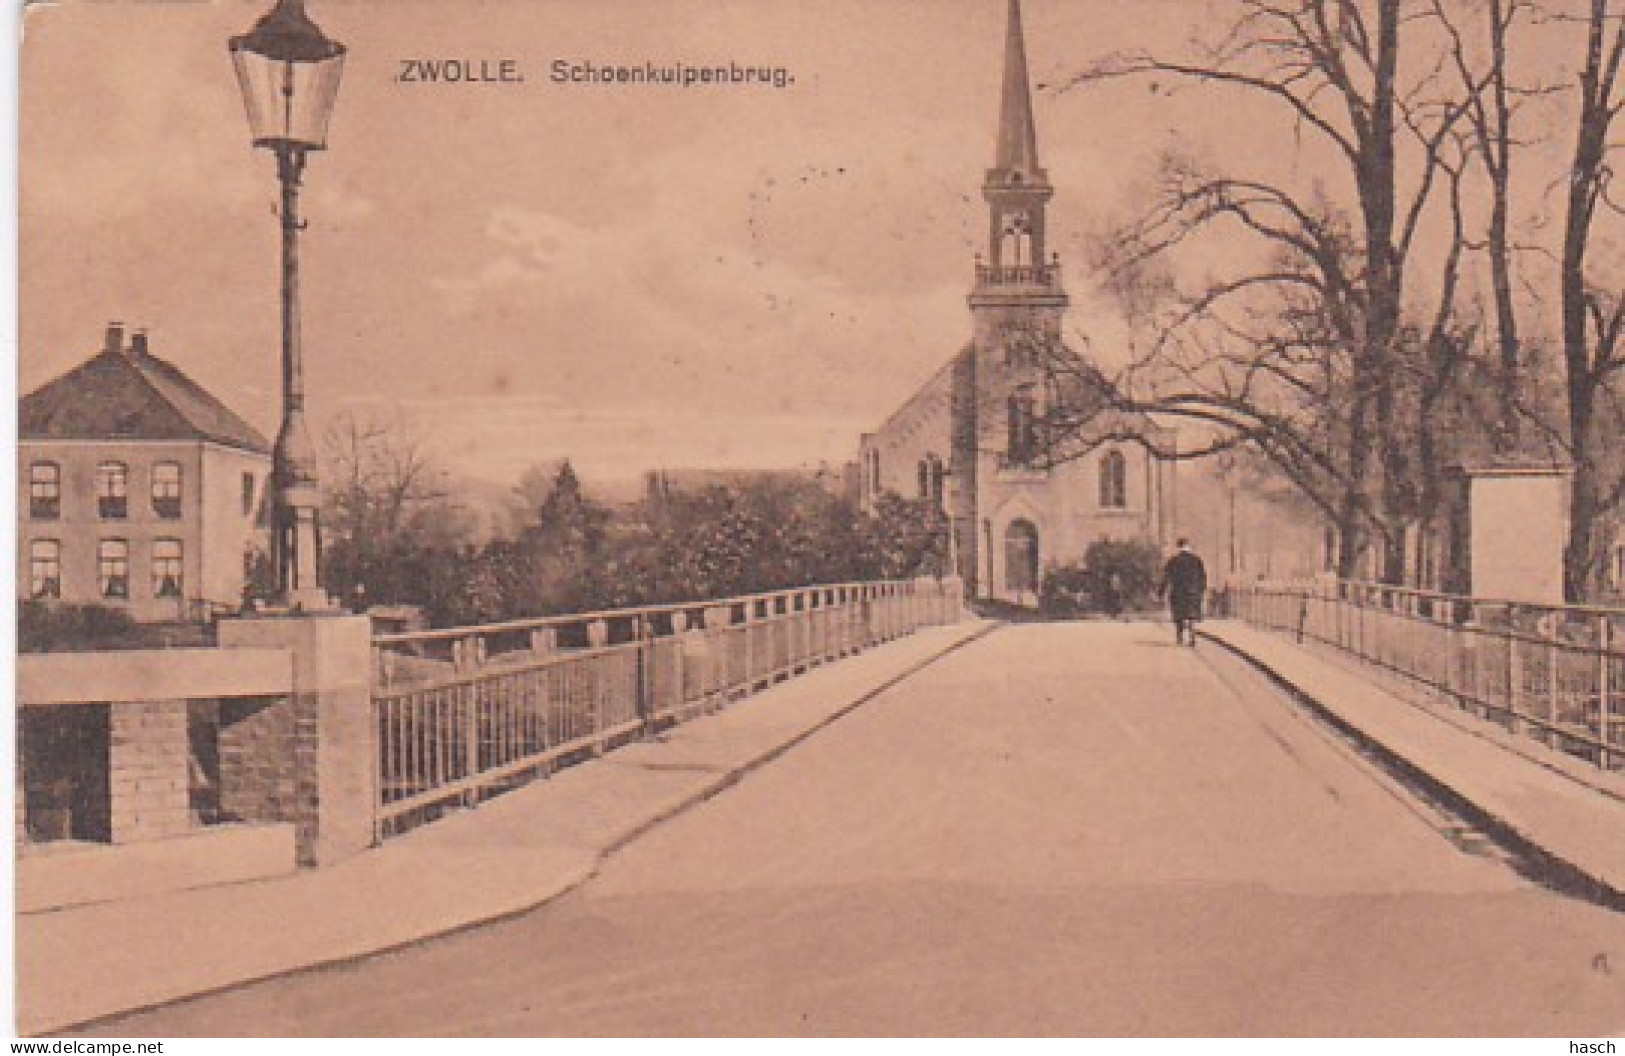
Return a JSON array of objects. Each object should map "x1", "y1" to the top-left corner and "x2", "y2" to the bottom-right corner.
[
  {"x1": 1158, "y1": 538, "x2": 1208, "y2": 647},
  {"x1": 1101, "y1": 571, "x2": 1124, "y2": 619}
]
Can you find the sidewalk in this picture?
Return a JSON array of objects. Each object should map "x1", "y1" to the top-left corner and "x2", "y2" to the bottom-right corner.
[
  {"x1": 17, "y1": 619, "x2": 995, "y2": 1037},
  {"x1": 1206, "y1": 621, "x2": 1625, "y2": 903}
]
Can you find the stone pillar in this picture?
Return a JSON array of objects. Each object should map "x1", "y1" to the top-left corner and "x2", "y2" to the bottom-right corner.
[
  {"x1": 218, "y1": 614, "x2": 374, "y2": 868},
  {"x1": 108, "y1": 700, "x2": 191, "y2": 843},
  {"x1": 703, "y1": 605, "x2": 732, "y2": 694},
  {"x1": 942, "y1": 575, "x2": 967, "y2": 621},
  {"x1": 914, "y1": 575, "x2": 936, "y2": 627}
]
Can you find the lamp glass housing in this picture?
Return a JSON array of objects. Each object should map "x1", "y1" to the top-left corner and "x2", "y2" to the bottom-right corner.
[{"x1": 229, "y1": 0, "x2": 345, "y2": 150}]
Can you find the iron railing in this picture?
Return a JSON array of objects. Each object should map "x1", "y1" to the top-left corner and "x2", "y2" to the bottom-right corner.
[
  {"x1": 975, "y1": 262, "x2": 1061, "y2": 288},
  {"x1": 371, "y1": 577, "x2": 965, "y2": 837},
  {"x1": 1231, "y1": 579, "x2": 1625, "y2": 772}
]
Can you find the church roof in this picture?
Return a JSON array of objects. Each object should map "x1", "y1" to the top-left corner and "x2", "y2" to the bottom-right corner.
[
  {"x1": 21, "y1": 326, "x2": 271, "y2": 455},
  {"x1": 993, "y1": 0, "x2": 1042, "y2": 178}
]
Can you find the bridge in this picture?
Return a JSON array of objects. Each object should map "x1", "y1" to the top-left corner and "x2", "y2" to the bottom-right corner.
[{"x1": 17, "y1": 580, "x2": 1625, "y2": 1036}]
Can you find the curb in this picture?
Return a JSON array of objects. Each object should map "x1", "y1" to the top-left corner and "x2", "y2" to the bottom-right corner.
[
  {"x1": 48, "y1": 620, "x2": 1000, "y2": 1037},
  {"x1": 1201, "y1": 628, "x2": 1625, "y2": 914}
]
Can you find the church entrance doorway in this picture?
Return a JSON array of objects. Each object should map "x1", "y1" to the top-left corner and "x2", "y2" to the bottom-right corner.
[{"x1": 1004, "y1": 519, "x2": 1040, "y2": 605}]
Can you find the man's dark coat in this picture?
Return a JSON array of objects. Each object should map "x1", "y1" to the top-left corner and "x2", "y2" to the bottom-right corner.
[{"x1": 1161, "y1": 550, "x2": 1208, "y2": 622}]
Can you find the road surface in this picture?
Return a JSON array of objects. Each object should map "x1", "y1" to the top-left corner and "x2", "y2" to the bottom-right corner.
[{"x1": 97, "y1": 622, "x2": 1625, "y2": 1036}]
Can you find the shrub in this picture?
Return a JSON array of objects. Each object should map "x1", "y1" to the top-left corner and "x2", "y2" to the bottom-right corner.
[
  {"x1": 18, "y1": 601, "x2": 149, "y2": 652},
  {"x1": 1038, "y1": 562, "x2": 1092, "y2": 617},
  {"x1": 1040, "y1": 538, "x2": 1162, "y2": 617}
]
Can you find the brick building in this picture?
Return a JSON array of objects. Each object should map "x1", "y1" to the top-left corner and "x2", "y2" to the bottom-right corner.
[{"x1": 19, "y1": 323, "x2": 271, "y2": 623}]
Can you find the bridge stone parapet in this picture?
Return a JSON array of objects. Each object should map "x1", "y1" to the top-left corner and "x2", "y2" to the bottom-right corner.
[
  {"x1": 218, "y1": 614, "x2": 375, "y2": 868},
  {"x1": 17, "y1": 639, "x2": 306, "y2": 908},
  {"x1": 370, "y1": 577, "x2": 966, "y2": 840},
  {"x1": 18, "y1": 579, "x2": 969, "y2": 887}
]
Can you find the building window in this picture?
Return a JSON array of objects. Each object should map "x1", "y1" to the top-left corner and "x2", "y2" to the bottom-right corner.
[
  {"x1": 97, "y1": 539, "x2": 129, "y2": 600},
  {"x1": 1001, "y1": 212, "x2": 1033, "y2": 267},
  {"x1": 867, "y1": 449, "x2": 882, "y2": 496},
  {"x1": 917, "y1": 459, "x2": 931, "y2": 500},
  {"x1": 95, "y1": 462, "x2": 128, "y2": 520},
  {"x1": 1007, "y1": 391, "x2": 1039, "y2": 465},
  {"x1": 152, "y1": 462, "x2": 182, "y2": 519},
  {"x1": 1099, "y1": 449, "x2": 1128, "y2": 509},
  {"x1": 928, "y1": 454, "x2": 946, "y2": 506},
  {"x1": 29, "y1": 462, "x2": 60, "y2": 520},
  {"x1": 242, "y1": 472, "x2": 257, "y2": 517},
  {"x1": 152, "y1": 539, "x2": 183, "y2": 599},
  {"x1": 29, "y1": 539, "x2": 61, "y2": 599}
]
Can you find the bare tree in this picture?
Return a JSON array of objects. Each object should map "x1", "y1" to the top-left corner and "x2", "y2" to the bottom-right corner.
[
  {"x1": 1433, "y1": 0, "x2": 1551, "y2": 443},
  {"x1": 320, "y1": 408, "x2": 468, "y2": 604},
  {"x1": 1557, "y1": 0, "x2": 1625, "y2": 598},
  {"x1": 1058, "y1": 0, "x2": 1483, "y2": 581},
  {"x1": 322, "y1": 409, "x2": 452, "y2": 542}
]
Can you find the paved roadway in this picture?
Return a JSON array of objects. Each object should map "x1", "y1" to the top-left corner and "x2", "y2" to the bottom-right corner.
[{"x1": 100, "y1": 622, "x2": 1625, "y2": 1036}]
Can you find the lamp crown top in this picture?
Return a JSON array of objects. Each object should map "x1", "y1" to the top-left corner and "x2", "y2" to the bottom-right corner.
[{"x1": 231, "y1": 0, "x2": 345, "y2": 63}]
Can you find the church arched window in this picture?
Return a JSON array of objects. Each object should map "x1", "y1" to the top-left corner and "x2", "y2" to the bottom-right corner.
[
  {"x1": 1001, "y1": 212, "x2": 1032, "y2": 267},
  {"x1": 1007, "y1": 390, "x2": 1040, "y2": 466},
  {"x1": 1099, "y1": 449, "x2": 1127, "y2": 509}
]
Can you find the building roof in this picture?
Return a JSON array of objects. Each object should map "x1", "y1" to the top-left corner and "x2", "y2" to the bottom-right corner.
[{"x1": 21, "y1": 326, "x2": 271, "y2": 455}]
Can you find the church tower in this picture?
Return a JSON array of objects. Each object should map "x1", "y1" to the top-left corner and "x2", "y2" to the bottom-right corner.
[
  {"x1": 969, "y1": 0, "x2": 1068, "y2": 343},
  {"x1": 869, "y1": 0, "x2": 1170, "y2": 605},
  {"x1": 951, "y1": 0, "x2": 1069, "y2": 594}
]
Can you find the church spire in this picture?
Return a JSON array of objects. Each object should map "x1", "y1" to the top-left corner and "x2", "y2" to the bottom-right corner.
[
  {"x1": 975, "y1": 0, "x2": 1060, "y2": 293},
  {"x1": 994, "y1": 0, "x2": 1041, "y2": 178}
]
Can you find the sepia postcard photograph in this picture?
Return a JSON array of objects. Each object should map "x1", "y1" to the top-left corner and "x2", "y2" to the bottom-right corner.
[{"x1": 12, "y1": 0, "x2": 1625, "y2": 1040}]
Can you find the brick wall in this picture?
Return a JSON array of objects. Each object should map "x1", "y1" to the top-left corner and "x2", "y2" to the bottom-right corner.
[
  {"x1": 108, "y1": 700, "x2": 191, "y2": 843},
  {"x1": 218, "y1": 696, "x2": 295, "y2": 824}
]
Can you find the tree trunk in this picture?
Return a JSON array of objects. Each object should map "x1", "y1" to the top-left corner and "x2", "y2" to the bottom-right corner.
[{"x1": 1560, "y1": 0, "x2": 1617, "y2": 602}]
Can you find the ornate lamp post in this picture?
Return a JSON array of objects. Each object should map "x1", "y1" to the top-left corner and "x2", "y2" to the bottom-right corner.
[{"x1": 230, "y1": 0, "x2": 345, "y2": 611}]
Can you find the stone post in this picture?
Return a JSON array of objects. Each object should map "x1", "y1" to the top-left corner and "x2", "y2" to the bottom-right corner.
[
  {"x1": 1600, "y1": 617, "x2": 1614, "y2": 770},
  {"x1": 914, "y1": 576, "x2": 936, "y2": 629},
  {"x1": 703, "y1": 605, "x2": 732, "y2": 699},
  {"x1": 218, "y1": 614, "x2": 375, "y2": 868}
]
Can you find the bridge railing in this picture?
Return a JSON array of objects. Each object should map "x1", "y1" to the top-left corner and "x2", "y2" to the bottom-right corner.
[
  {"x1": 370, "y1": 577, "x2": 965, "y2": 837},
  {"x1": 1230, "y1": 579, "x2": 1625, "y2": 771}
]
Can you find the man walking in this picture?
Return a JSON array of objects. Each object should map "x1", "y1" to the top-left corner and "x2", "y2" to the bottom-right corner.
[{"x1": 1158, "y1": 538, "x2": 1208, "y2": 647}]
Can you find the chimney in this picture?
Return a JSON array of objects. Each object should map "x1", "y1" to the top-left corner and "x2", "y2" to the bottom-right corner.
[
  {"x1": 103, "y1": 321, "x2": 124, "y2": 356},
  {"x1": 130, "y1": 328, "x2": 149, "y2": 358}
]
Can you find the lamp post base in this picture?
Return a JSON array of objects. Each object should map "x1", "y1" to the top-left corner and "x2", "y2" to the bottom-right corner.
[{"x1": 258, "y1": 588, "x2": 341, "y2": 616}]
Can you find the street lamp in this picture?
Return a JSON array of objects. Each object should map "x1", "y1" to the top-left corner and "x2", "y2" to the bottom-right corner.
[{"x1": 230, "y1": 0, "x2": 345, "y2": 611}]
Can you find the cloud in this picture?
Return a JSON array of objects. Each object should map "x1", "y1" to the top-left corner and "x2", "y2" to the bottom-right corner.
[
  {"x1": 422, "y1": 178, "x2": 970, "y2": 427},
  {"x1": 21, "y1": 0, "x2": 1223, "y2": 492}
]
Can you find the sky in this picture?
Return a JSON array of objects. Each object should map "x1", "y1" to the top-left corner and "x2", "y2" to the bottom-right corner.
[{"x1": 20, "y1": 0, "x2": 1288, "y2": 488}]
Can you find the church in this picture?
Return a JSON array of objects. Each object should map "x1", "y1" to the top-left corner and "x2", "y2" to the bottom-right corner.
[{"x1": 858, "y1": 0, "x2": 1174, "y2": 604}]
